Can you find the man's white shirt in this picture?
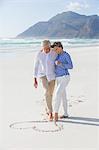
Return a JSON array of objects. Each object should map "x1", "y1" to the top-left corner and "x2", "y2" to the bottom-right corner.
[{"x1": 33, "y1": 50, "x2": 57, "y2": 82}]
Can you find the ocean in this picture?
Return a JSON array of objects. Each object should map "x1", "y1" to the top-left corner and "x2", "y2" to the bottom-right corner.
[{"x1": 0, "y1": 38, "x2": 99, "y2": 57}]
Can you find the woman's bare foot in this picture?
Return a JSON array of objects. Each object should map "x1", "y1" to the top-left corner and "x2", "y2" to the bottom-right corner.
[
  {"x1": 48, "y1": 113, "x2": 53, "y2": 121},
  {"x1": 54, "y1": 113, "x2": 58, "y2": 122},
  {"x1": 60, "y1": 115, "x2": 68, "y2": 119}
]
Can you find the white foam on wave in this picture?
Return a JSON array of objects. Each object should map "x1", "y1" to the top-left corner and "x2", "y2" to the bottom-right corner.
[{"x1": 0, "y1": 38, "x2": 99, "y2": 55}]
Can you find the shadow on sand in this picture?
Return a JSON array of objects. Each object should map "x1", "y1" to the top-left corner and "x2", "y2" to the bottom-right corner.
[{"x1": 59, "y1": 116, "x2": 99, "y2": 126}]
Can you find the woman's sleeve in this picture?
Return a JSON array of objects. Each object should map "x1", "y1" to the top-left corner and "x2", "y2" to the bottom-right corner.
[{"x1": 61, "y1": 53, "x2": 73, "y2": 69}]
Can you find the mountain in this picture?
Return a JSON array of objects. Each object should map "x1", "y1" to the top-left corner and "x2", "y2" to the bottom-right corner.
[{"x1": 17, "y1": 11, "x2": 99, "y2": 39}]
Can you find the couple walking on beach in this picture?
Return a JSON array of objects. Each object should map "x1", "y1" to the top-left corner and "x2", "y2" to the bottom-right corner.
[{"x1": 33, "y1": 40, "x2": 73, "y2": 122}]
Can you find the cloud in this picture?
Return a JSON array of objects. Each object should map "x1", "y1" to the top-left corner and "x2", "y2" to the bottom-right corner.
[{"x1": 66, "y1": 1, "x2": 89, "y2": 11}]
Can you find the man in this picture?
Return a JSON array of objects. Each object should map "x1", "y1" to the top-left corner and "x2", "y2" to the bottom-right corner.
[{"x1": 33, "y1": 40, "x2": 57, "y2": 121}]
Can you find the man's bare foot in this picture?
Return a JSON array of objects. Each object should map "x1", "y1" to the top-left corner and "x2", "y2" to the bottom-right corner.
[
  {"x1": 54, "y1": 113, "x2": 58, "y2": 122},
  {"x1": 48, "y1": 113, "x2": 53, "y2": 121}
]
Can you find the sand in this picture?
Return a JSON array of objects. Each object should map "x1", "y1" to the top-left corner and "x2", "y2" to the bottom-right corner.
[{"x1": 0, "y1": 46, "x2": 99, "y2": 150}]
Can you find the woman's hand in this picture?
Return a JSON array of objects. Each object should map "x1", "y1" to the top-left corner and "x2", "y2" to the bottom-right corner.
[{"x1": 55, "y1": 60, "x2": 61, "y2": 65}]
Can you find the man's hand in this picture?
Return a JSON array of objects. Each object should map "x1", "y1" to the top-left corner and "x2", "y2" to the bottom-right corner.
[
  {"x1": 34, "y1": 78, "x2": 38, "y2": 88},
  {"x1": 55, "y1": 60, "x2": 61, "y2": 65}
]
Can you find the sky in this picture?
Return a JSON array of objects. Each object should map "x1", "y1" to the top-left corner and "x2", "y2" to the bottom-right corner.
[{"x1": 0, "y1": 0, "x2": 99, "y2": 38}]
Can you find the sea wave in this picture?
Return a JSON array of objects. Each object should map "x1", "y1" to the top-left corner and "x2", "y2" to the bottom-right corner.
[{"x1": 0, "y1": 38, "x2": 99, "y2": 54}]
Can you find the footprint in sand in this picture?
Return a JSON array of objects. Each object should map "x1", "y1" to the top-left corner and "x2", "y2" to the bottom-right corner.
[
  {"x1": 68, "y1": 95, "x2": 86, "y2": 107},
  {"x1": 35, "y1": 95, "x2": 86, "y2": 108}
]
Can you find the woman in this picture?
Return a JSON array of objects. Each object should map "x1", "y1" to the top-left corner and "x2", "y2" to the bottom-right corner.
[{"x1": 51, "y1": 42, "x2": 73, "y2": 121}]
